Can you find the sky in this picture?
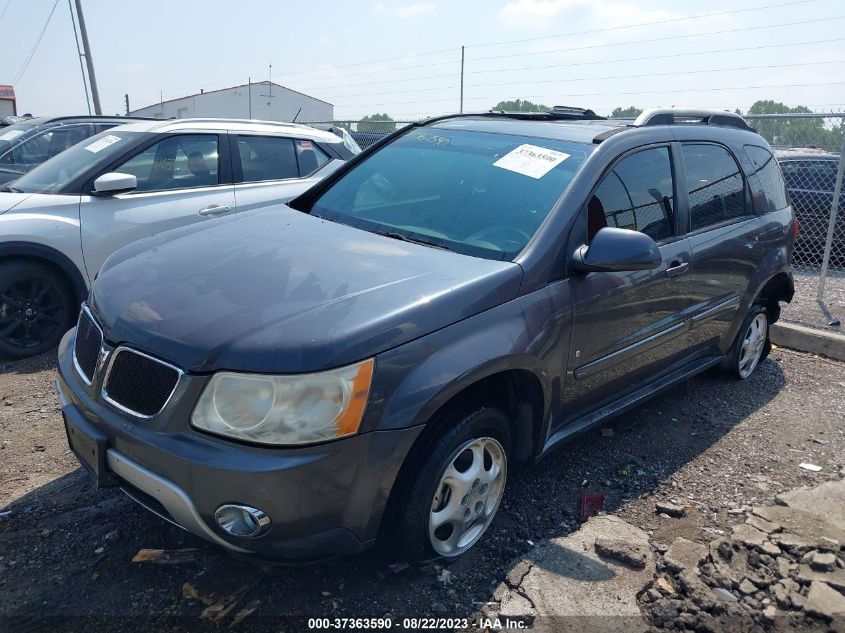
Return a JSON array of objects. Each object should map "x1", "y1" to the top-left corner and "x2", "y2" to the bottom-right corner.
[{"x1": 1, "y1": 0, "x2": 844, "y2": 120}]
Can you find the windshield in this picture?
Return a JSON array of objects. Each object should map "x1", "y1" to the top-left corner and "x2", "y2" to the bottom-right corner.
[
  {"x1": 310, "y1": 126, "x2": 590, "y2": 261},
  {"x1": 9, "y1": 130, "x2": 142, "y2": 194},
  {"x1": 0, "y1": 121, "x2": 38, "y2": 155}
]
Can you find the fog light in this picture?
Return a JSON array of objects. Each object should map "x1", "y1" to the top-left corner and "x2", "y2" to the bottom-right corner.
[{"x1": 214, "y1": 504, "x2": 271, "y2": 537}]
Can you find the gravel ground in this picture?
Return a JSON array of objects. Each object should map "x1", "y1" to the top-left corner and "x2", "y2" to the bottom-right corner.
[
  {"x1": 782, "y1": 270, "x2": 845, "y2": 331},
  {"x1": 1, "y1": 348, "x2": 844, "y2": 632}
]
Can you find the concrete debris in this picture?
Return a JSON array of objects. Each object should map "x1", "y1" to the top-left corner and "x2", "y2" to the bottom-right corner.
[
  {"x1": 810, "y1": 551, "x2": 837, "y2": 572},
  {"x1": 654, "y1": 502, "x2": 685, "y2": 518},
  {"x1": 594, "y1": 538, "x2": 649, "y2": 570},
  {"x1": 804, "y1": 581, "x2": 845, "y2": 619},
  {"x1": 638, "y1": 476, "x2": 845, "y2": 630},
  {"x1": 664, "y1": 538, "x2": 707, "y2": 573}
]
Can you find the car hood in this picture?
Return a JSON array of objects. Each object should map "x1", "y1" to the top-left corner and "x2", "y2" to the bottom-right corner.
[
  {"x1": 91, "y1": 207, "x2": 523, "y2": 373},
  {"x1": 0, "y1": 191, "x2": 33, "y2": 213}
]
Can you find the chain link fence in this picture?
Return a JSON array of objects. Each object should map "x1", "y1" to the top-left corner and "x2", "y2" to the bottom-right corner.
[{"x1": 745, "y1": 114, "x2": 844, "y2": 282}]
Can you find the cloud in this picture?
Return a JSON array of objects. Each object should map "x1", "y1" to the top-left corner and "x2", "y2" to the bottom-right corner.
[
  {"x1": 371, "y1": 2, "x2": 436, "y2": 17},
  {"x1": 591, "y1": 2, "x2": 684, "y2": 28},
  {"x1": 498, "y1": 0, "x2": 588, "y2": 21}
]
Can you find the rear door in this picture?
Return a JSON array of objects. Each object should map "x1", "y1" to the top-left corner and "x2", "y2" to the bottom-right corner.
[
  {"x1": 231, "y1": 134, "x2": 340, "y2": 213},
  {"x1": 680, "y1": 142, "x2": 761, "y2": 355},
  {"x1": 79, "y1": 133, "x2": 236, "y2": 279},
  {"x1": 563, "y1": 145, "x2": 694, "y2": 421}
]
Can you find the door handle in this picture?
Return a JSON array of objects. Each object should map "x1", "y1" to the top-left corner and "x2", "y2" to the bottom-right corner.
[
  {"x1": 665, "y1": 261, "x2": 689, "y2": 278},
  {"x1": 198, "y1": 204, "x2": 231, "y2": 216}
]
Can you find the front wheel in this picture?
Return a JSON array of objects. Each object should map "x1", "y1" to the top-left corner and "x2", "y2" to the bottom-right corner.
[
  {"x1": 390, "y1": 407, "x2": 510, "y2": 562},
  {"x1": 725, "y1": 304, "x2": 770, "y2": 379},
  {"x1": 0, "y1": 261, "x2": 76, "y2": 360}
]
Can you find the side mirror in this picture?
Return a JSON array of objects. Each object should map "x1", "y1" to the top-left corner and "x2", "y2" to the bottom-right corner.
[
  {"x1": 571, "y1": 227, "x2": 662, "y2": 273},
  {"x1": 93, "y1": 172, "x2": 137, "y2": 195}
]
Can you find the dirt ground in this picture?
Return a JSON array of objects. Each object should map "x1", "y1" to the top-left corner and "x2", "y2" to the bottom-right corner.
[{"x1": 1, "y1": 347, "x2": 844, "y2": 632}]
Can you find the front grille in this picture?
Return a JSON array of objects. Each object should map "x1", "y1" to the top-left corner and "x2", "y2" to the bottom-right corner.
[
  {"x1": 73, "y1": 309, "x2": 102, "y2": 385},
  {"x1": 102, "y1": 348, "x2": 181, "y2": 418}
]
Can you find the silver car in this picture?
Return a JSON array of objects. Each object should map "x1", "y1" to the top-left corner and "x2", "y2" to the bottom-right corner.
[{"x1": 0, "y1": 118, "x2": 359, "y2": 358}]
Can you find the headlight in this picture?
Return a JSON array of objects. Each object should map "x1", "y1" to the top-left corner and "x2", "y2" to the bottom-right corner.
[{"x1": 191, "y1": 359, "x2": 374, "y2": 445}]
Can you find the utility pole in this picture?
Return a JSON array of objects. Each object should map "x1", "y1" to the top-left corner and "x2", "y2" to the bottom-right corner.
[
  {"x1": 67, "y1": 0, "x2": 91, "y2": 114},
  {"x1": 73, "y1": 0, "x2": 101, "y2": 114},
  {"x1": 459, "y1": 46, "x2": 465, "y2": 113},
  {"x1": 124, "y1": 94, "x2": 130, "y2": 115},
  {"x1": 248, "y1": 77, "x2": 252, "y2": 118}
]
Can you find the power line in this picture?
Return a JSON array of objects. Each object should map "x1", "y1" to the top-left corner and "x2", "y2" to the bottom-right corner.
[
  {"x1": 320, "y1": 59, "x2": 845, "y2": 100},
  {"x1": 13, "y1": 0, "x2": 60, "y2": 85},
  {"x1": 285, "y1": 37, "x2": 845, "y2": 93},
  {"x1": 469, "y1": 15, "x2": 845, "y2": 63},
  {"x1": 0, "y1": 0, "x2": 10, "y2": 25},
  {"x1": 289, "y1": 16, "x2": 845, "y2": 88},
  {"x1": 469, "y1": 0, "x2": 817, "y2": 48},
  {"x1": 279, "y1": 0, "x2": 819, "y2": 82},
  {"x1": 333, "y1": 81, "x2": 845, "y2": 109}
]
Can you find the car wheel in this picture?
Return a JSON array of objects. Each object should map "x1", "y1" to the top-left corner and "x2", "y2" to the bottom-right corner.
[
  {"x1": 391, "y1": 407, "x2": 510, "y2": 562},
  {"x1": 0, "y1": 261, "x2": 76, "y2": 360},
  {"x1": 726, "y1": 304, "x2": 770, "y2": 379}
]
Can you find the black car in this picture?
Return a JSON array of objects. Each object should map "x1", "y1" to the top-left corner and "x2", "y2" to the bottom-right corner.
[
  {"x1": 775, "y1": 149, "x2": 843, "y2": 266},
  {"x1": 56, "y1": 107, "x2": 795, "y2": 562},
  {"x1": 0, "y1": 115, "x2": 153, "y2": 185}
]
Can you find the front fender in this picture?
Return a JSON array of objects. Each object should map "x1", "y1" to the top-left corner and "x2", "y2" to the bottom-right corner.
[{"x1": 366, "y1": 283, "x2": 572, "y2": 436}]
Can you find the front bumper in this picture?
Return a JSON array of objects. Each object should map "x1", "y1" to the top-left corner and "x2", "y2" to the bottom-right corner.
[{"x1": 56, "y1": 329, "x2": 422, "y2": 559}]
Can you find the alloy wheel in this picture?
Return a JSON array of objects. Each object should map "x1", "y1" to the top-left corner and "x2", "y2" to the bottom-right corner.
[
  {"x1": 0, "y1": 276, "x2": 65, "y2": 351},
  {"x1": 738, "y1": 312, "x2": 767, "y2": 378},
  {"x1": 428, "y1": 436, "x2": 507, "y2": 558}
]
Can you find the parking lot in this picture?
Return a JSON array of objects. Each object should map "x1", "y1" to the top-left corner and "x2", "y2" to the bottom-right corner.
[{"x1": 2, "y1": 346, "x2": 843, "y2": 631}]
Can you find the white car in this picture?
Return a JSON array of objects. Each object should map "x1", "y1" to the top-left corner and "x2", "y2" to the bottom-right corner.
[{"x1": 0, "y1": 118, "x2": 360, "y2": 358}]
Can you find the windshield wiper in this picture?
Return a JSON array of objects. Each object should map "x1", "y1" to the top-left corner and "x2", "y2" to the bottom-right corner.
[
  {"x1": 374, "y1": 230, "x2": 451, "y2": 251},
  {"x1": 0, "y1": 186, "x2": 22, "y2": 193}
]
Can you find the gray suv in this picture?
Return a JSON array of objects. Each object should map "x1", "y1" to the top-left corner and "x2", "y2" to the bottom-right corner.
[{"x1": 55, "y1": 107, "x2": 795, "y2": 562}]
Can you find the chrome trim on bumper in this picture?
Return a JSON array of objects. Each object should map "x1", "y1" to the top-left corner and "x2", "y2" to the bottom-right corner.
[{"x1": 105, "y1": 449, "x2": 250, "y2": 554}]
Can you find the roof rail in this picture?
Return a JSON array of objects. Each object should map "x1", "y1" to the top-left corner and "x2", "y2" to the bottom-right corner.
[
  {"x1": 486, "y1": 106, "x2": 605, "y2": 121},
  {"x1": 157, "y1": 117, "x2": 319, "y2": 129},
  {"x1": 634, "y1": 108, "x2": 755, "y2": 131}
]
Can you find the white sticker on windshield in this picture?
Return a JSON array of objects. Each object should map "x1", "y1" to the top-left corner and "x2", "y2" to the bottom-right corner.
[
  {"x1": 84, "y1": 134, "x2": 122, "y2": 153},
  {"x1": 493, "y1": 144, "x2": 570, "y2": 179},
  {"x1": 0, "y1": 129, "x2": 24, "y2": 141}
]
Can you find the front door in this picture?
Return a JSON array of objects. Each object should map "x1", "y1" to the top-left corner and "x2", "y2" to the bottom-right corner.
[
  {"x1": 79, "y1": 133, "x2": 236, "y2": 280},
  {"x1": 561, "y1": 145, "x2": 695, "y2": 424}
]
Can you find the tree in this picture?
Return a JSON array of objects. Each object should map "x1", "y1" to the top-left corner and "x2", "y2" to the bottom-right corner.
[
  {"x1": 357, "y1": 113, "x2": 396, "y2": 133},
  {"x1": 492, "y1": 99, "x2": 550, "y2": 113},
  {"x1": 610, "y1": 106, "x2": 642, "y2": 119},
  {"x1": 745, "y1": 100, "x2": 842, "y2": 151}
]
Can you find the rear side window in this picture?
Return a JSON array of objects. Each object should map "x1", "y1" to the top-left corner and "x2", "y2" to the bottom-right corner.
[
  {"x1": 683, "y1": 144, "x2": 747, "y2": 231},
  {"x1": 588, "y1": 146, "x2": 675, "y2": 243},
  {"x1": 237, "y1": 136, "x2": 298, "y2": 182},
  {"x1": 744, "y1": 145, "x2": 789, "y2": 211},
  {"x1": 294, "y1": 139, "x2": 330, "y2": 176}
]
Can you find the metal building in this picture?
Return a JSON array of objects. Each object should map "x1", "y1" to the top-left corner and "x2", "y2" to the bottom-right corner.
[{"x1": 129, "y1": 81, "x2": 332, "y2": 122}]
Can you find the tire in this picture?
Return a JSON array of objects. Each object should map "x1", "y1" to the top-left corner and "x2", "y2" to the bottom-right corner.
[
  {"x1": 724, "y1": 304, "x2": 770, "y2": 379},
  {"x1": 0, "y1": 261, "x2": 76, "y2": 360},
  {"x1": 389, "y1": 406, "x2": 511, "y2": 562}
]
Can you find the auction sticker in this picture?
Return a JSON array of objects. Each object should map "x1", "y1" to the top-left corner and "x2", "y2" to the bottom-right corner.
[
  {"x1": 493, "y1": 144, "x2": 570, "y2": 179},
  {"x1": 0, "y1": 129, "x2": 24, "y2": 141},
  {"x1": 84, "y1": 134, "x2": 122, "y2": 153}
]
